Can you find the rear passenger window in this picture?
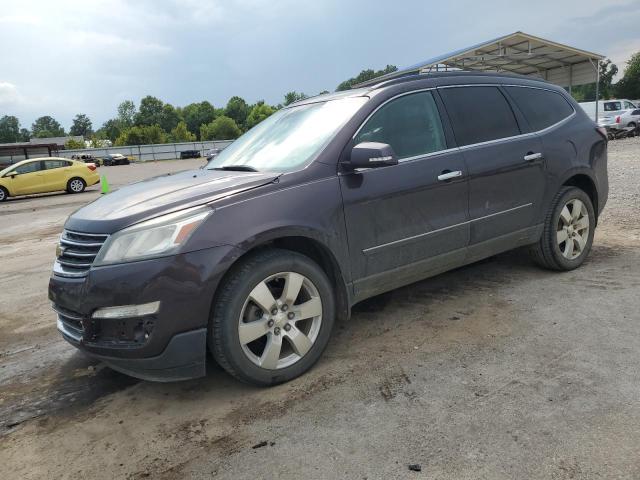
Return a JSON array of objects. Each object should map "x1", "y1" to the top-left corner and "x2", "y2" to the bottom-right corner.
[
  {"x1": 44, "y1": 160, "x2": 68, "y2": 169},
  {"x1": 439, "y1": 86, "x2": 520, "y2": 146},
  {"x1": 505, "y1": 86, "x2": 574, "y2": 131},
  {"x1": 355, "y1": 91, "x2": 446, "y2": 160},
  {"x1": 604, "y1": 102, "x2": 621, "y2": 111}
]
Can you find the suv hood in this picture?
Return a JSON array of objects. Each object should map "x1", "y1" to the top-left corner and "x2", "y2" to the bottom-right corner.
[{"x1": 65, "y1": 168, "x2": 280, "y2": 233}]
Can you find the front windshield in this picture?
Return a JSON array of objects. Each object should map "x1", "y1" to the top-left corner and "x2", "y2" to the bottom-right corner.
[{"x1": 206, "y1": 97, "x2": 367, "y2": 172}]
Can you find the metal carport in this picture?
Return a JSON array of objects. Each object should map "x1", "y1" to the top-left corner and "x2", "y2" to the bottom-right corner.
[{"x1": 356, "y1": 31, "x2": 605, "y2": 120}]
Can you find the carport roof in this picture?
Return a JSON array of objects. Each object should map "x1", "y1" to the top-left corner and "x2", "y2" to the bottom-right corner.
[{"x1": 355, "y1": 31, "x2": 604, "y2": 88}]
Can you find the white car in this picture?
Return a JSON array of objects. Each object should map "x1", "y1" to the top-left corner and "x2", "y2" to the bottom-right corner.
[{"x1": 579, "y1": 99, "x2": 638, "y2": 128}]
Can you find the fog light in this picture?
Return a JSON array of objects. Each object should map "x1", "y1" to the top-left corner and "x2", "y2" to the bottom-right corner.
[{"x1": 92, "y1": 301, "x2": 160, "y2": 319}]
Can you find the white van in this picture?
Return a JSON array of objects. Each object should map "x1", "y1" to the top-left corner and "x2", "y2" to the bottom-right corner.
[{"x1": 579, "y1": 99, "x2": 637, "y2": 126}]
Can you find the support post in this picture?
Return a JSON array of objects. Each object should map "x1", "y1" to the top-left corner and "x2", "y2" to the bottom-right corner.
[
  {"x1": 595, "y1": 59, "x2": 600, "y2": 123},
  {"x1": 568, "y1": 64, "x2": 573, "y2": 95}
]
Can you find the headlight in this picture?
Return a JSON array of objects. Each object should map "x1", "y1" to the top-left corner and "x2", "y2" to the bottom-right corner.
[{"x1": 93, "y1": 207, "x2": 212, "y2": 266}]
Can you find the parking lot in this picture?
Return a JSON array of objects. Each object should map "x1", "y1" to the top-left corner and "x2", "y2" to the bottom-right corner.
[{"x1": 1, "y1": 142, "x2": 639, "y2": 479}]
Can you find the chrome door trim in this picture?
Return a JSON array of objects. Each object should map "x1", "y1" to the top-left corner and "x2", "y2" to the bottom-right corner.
[{"x1": 362, "y1": 203, "x2": 533, "y2": 254}]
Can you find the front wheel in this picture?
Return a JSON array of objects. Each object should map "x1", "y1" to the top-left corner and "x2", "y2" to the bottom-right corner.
[
  {"x1": 67, "y1": 177, "x2": 86, "y2": 194},
  {"x1": 529, "y1": 186, "x2": 595, "y2": 271},
  {"x1": 209, "y1": 249, "x2": 335, "y2": 386},
  {"x1": 0, "y1": 186, "x2": 8, "y2": 202}
]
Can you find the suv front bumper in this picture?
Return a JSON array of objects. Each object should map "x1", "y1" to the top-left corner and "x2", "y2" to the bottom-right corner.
[{"x1": 49, "y1": 245, "x2": 240, "y2": 381}]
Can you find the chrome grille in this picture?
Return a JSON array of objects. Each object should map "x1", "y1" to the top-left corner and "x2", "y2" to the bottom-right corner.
[
  {"x1": 53, "y1": 230, "x2": 109, "y2": 278},
  {"x1": 53, "y1": 303, "x2": 84, "y2": 342}
]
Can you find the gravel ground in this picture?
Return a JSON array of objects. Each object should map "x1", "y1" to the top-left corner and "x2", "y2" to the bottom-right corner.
[{"x1": 0, "y1": 143, "x2": 639, "y2": 479}]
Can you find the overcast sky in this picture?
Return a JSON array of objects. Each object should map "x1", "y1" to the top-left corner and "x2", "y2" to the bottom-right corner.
[{"x1": 1, "y1": 0, "x2": 639, "y2": 130}]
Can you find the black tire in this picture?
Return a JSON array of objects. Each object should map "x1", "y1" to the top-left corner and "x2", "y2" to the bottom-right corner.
[
  {"x1": 0, "y1": 186, "x2": 8, "y2": 202},
  {"x1": 209, "y1": 248, "x2": 335, "y2": 386},
  {"x1": 66, "y1": 177, "x2": 86, "y2": 194},
  {"x1": 529, "y1": 186, "x2": 595, "y2": 271}
]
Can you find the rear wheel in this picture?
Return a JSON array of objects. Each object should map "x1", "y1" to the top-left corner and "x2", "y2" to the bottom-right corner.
[
  {"x1": 67, "y1": 177, "x2": 86, "y2": 194},
  {"x1": 209, "y1": 249, "x2": 335, "y2": 386},
  {"x1": 529, "y1": 186, "x2": 595, "y2": 271},
  {"x1": 0, "y1": 186, "x2": 8, "y2": 202}
]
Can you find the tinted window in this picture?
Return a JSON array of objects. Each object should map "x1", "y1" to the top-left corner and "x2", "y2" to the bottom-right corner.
[
  {"x1": 44, "y1": 160, "x2": 69, "y2": 169},
  {"x1": 354, "y1": 91, "x2": 446, "y2": 159},
  {"x1": 624, "y1": 101, "x2": 635, "y2": 109},
  {"x1": 505, "y1": 86, "x2": 574, "y2": 131},
  {"x1": 14, "y1": 161, "x2": 41, "y2": 174},
  {"x1": 604, "y1": 102, "x2": 622, "y2": 111},
  {"x1": 440, "y1": 86, "x2": 520, "y2": 146}
]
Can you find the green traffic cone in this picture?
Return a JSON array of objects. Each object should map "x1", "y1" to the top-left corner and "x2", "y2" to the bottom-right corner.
[{"x1": 100, "y1": 175, "x2": 110, "y2": 194}]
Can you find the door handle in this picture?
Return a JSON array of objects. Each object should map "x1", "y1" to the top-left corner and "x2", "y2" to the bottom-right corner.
[
  {"x1": 437, "y1": 170, "x2": 463, "y2": 181},
  {"x1": 524, "y1": 152, "x2": 543, "y2": 162}
]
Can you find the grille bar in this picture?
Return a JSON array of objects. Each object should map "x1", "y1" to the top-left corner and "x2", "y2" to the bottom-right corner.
[
  {"x1": 54, "y1": 229, "x2": 108, "y2": 278},
  {"x1": 53, "y1": 303, "x2": 85, "y2": 342}
]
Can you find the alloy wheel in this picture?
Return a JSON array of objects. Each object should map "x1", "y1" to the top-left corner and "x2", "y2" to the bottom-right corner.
[
  {"x1": 0, "y1": 189, "x2": 5, "y2": 201},
  {"x1": 238, "y1": 271, "x2": 323, "y2": 370},
  {"x1": 556, "y1": 198, "x2": 590, "y2": 260},
  {"x1": 70, "y1": 179, "x2": 84, "y2": 192}
]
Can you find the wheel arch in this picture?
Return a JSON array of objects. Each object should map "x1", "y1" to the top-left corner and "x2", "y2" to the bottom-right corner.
[
  {"x1": 212, "y1": 231, "x2": 352, "y2": 323},
  {"x1": 561, "y1": 173, "x2": 599, "y2": 223}
]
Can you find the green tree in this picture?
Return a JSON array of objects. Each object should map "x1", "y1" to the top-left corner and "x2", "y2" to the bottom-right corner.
[
  {"x1": 96, "y1": 119, "x2": 122, "y2": 143},
  {"x1": 170, "y1": 121, "x2": 196, "y2": 142},
  {"x1": 615, "y1": 52, "x2": 640, "y2": 99},
  {"x1": 159, "y1": 103, "x2": 182, "y2": 132},
  {"x1": 31, "y1": 116, "x2": 65, "y2": 137},
  {"x1": 69, "y1": 113, "x2": 93, "y2": 137},
  {"x1": 225, "y1": 96, "x2": 250, "y2": 130},
  {"x1": 284, "y1": 91, "x2": 307, "y2": 106},
  {"x1": 135, "y1": 95, "x2": 165, "y2": 126},
  {"x1": 19, "y1": 128, "x2": 30, "y2": 142},
  {"x1": 65, "y1": 138, "x2": 85, "y2": 149},
  {"x1": 117, "y1": 100, "x2": 137, "y2": 128},
  {"x1": 336, "y1": 64, "x2": 398, "y2": 91},
  {"x1": 200, "y1": 116, "x2": 241, "y2": 140},
  {"x1": 182, "y1": 101, "x2": 217, "y2": 138},
  {"x1": 246, "y1": 102, "x2": 275, "y2": 129},
  {"x1": 115, "y1": 124, "x2": 167, "y2": 146},
  {"x1": 0, "y1": 115, "x2": 21, "y2": 142},
  {"x1": 571, "y1": 59, "x2": 618, "y2": 101}
]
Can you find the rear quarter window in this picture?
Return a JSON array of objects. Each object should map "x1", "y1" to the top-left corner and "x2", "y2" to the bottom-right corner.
[
  {"x1": 439, "y1": 86, "x2": 520, "y2": 146},
  {"x1": 504, "y1": 86, "x2": 574, "y2": 131}
]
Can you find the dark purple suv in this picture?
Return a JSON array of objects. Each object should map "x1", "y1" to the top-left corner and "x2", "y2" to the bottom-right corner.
[{"x1": 49, "y1": 72, "x2": 608, "y2": 385}]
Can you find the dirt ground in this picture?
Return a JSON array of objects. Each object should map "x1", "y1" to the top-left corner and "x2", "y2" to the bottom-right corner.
[{"x1": 0, "y1": 144, "x2": 639, "y2": 480}]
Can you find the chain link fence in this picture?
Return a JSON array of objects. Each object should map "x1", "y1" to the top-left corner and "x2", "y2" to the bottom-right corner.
[{"x1": 56, "y1": 140, "x2": 234, "y2": 162}]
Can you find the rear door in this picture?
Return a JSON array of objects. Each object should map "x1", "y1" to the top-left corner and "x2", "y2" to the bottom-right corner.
[
  {"x1": 439, "y1": 85, "x2": 545, "y2": 256},
  {"x1": 42, "y1": 159, "x2": 73, "y2": 191},
  {"x1": 339, "y1": 90, "x2": 470, "y2": 301}
]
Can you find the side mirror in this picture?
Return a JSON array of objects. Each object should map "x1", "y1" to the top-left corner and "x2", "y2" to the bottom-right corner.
[
  {"x1": 6, "y1": 172, "x2": 17, "y2": 178},
  {"x1": 346, "y1": 142, "x2": 398, "y2": 170}
]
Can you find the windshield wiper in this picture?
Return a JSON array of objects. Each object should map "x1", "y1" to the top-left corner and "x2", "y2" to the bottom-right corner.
[{"x1": 214, "y1": 165, "x2": 258, "y2": 172}]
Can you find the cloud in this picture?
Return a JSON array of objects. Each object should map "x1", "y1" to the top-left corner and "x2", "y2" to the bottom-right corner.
[
  {"x1": 66, "y1": 31, "x2": 171, "y2": 56},
  {"x1": 2, "y1": 0, "x2": 640, "y2": 129},
  {"x1": 0, "y1": 82, "x2": 23, "y2": 106},
  {"x1": 0, "y1": 14, "x2": 42, "y2": 25}
]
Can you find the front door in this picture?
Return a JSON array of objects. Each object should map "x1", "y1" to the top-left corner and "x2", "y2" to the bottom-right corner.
[
  {"x1": 339, "y1": 90, "x2": 470, "y2": 302},
  {"x1": 439, "y1": 85, "x2": 546, "y2": 256},
  {"x1": 7, "y1": 160, "x2": 45, "y2": 195}
]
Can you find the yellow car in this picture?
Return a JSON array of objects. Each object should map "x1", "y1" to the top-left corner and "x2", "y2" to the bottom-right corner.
[{"x1": 0, "y1": 157, "x2": 100, "y2": 202}]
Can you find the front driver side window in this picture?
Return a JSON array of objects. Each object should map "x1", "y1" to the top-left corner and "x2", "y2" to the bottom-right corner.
[
  {"x1": 14, "y1": 161, "x2": 41, "y2": 175},
  {"x1": 354, "y1": 91, "x2": 446, "y2": 160}
]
